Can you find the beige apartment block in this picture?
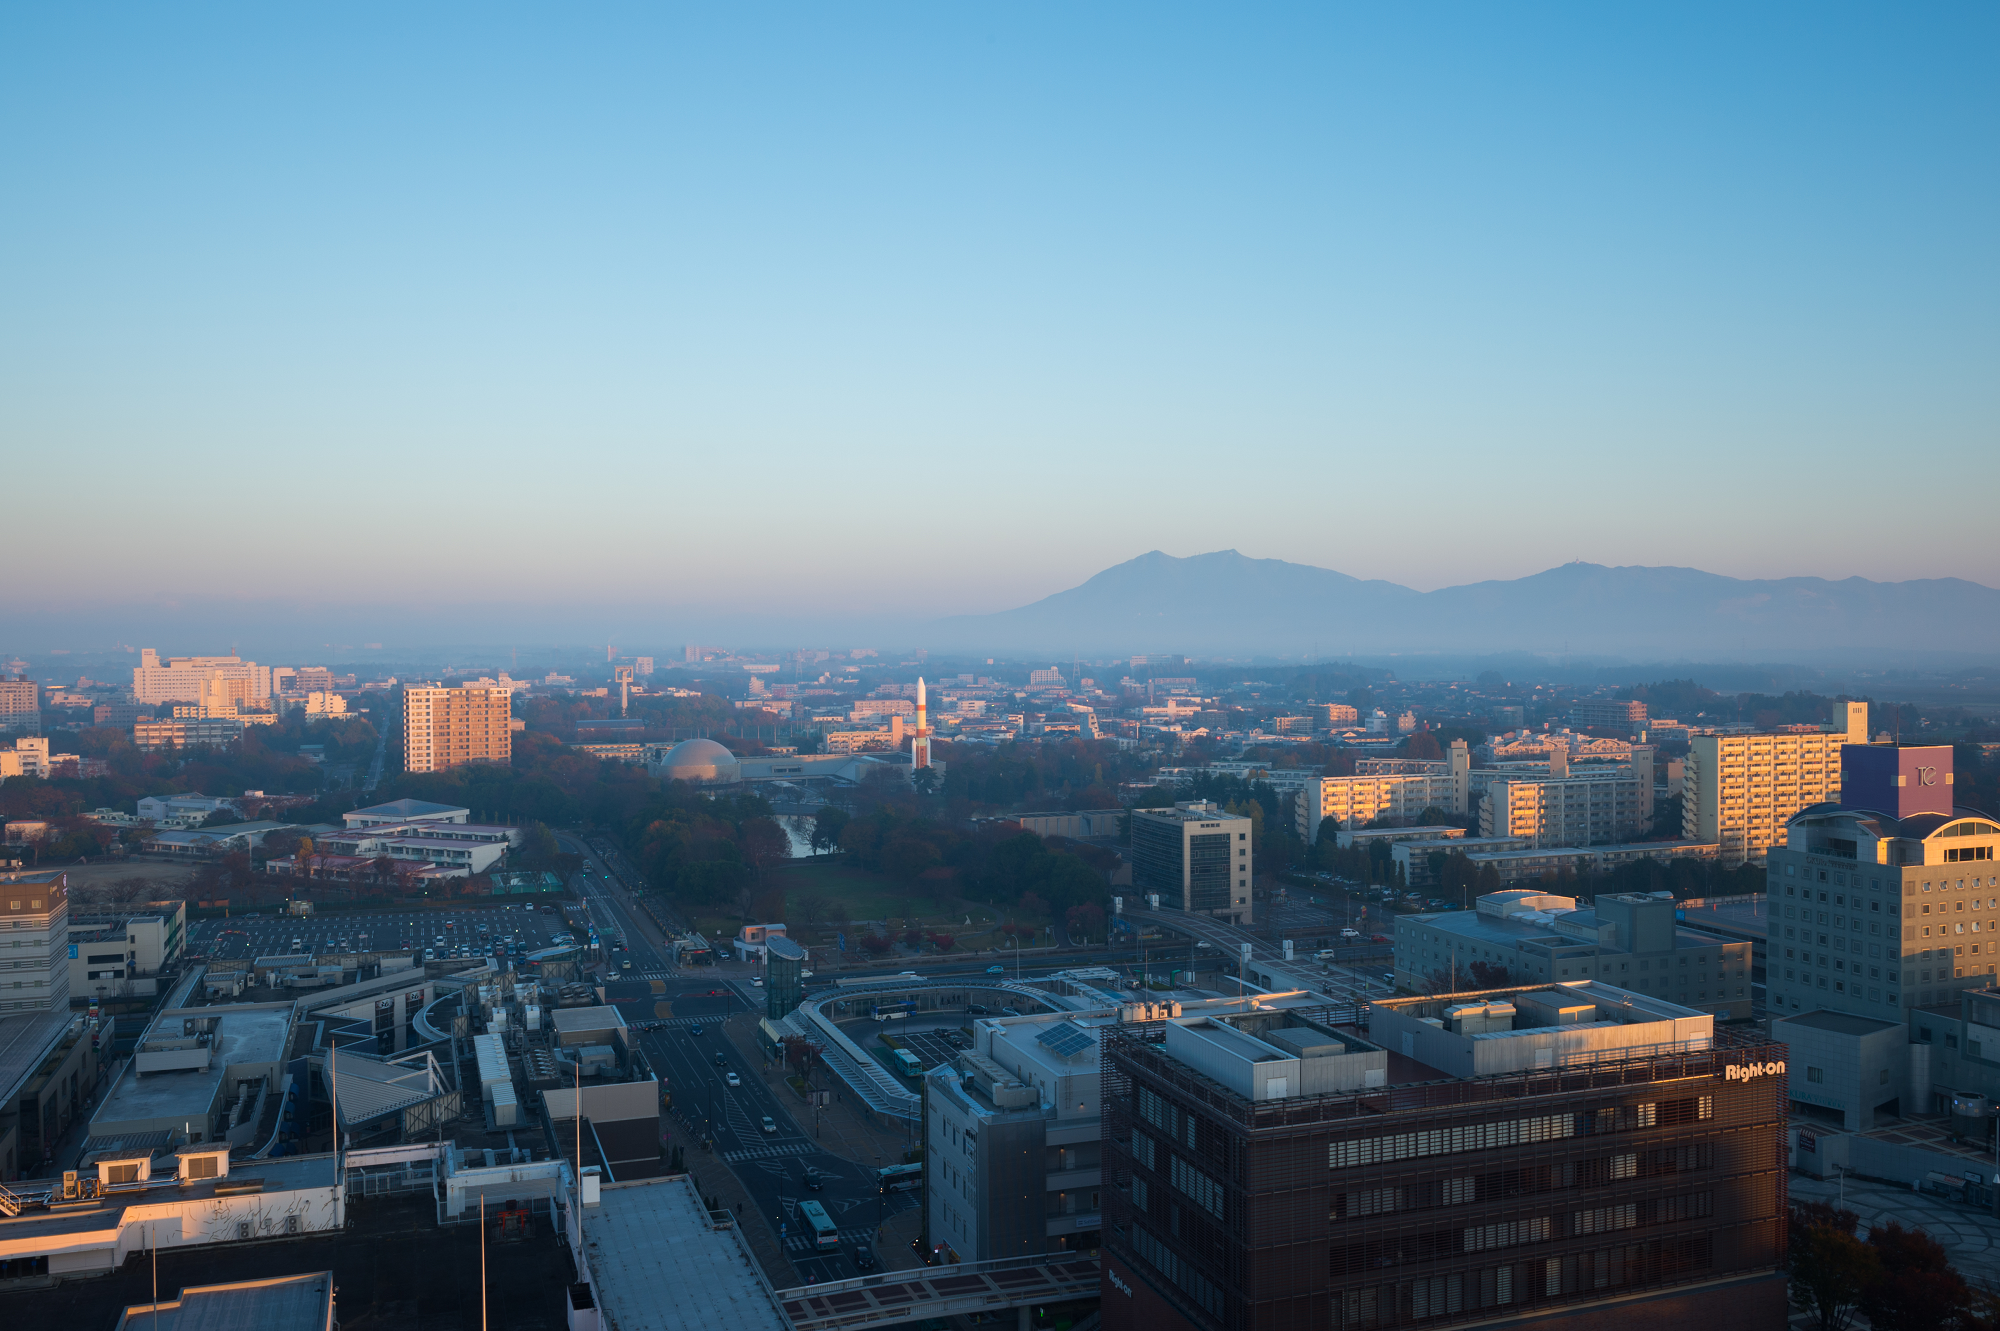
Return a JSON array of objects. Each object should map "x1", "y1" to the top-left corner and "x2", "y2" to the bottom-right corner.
[
  {"x1": 402, "y1": 686, "x2": 512, "y2": 774},
  {"x1": 1684, "y1": 703, "x2": 1866, "y2": 864},
  {"x1": 1295, "y1": 742, "x2": 1471, "y2": 843}
]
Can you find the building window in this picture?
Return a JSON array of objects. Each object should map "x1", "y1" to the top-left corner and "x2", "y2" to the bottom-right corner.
[{"x1": 1806, "y1": 1067, "x2": 1824, "y2": 1084}]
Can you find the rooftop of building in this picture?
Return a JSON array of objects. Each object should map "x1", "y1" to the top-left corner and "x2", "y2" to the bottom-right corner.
[
  {"x1": 345, "y1": 799, "x2": 470, "y2": 822},
  {"x1": 0, "y1": 1008, "x2": 85, "y2": 1115},
  {"x1": 1106, "y1": 981, "x2": 1775, "y2": 1128},
  {"x1": 93, "y1": 1005, "x2": 294, "y2": 1130},
  {"x1": 1132, "y1": 800, "x2": 1247, "y2": 824},
  {"x1": 1677, "y1": 893, "x2": 1767, "y2": 941},
  {"x1": 114, "y1": 1271, "x2": 332, "y2": 1331},
  {"x1": 1775, "y1": 1009, "x2": 1904, "y2": 1036},
  {"x1": 1400, "y1": 902, "x2": 1729, "y2": 957},
  {"x1": 0, "y1": 1193, "x2": 569, "y2": 1331},
  {"x1": 582, "y1": 1175, "x2": 785, "y2": 1331},
  {"x1": 0, "y1": 1153, "x2": 339, "y2": 1247}
]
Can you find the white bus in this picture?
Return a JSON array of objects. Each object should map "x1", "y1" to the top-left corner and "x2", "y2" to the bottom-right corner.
[
  {"x1": 799, "y1": 1200, "x2": 840, "y2": 1250},
  {"x1": 877, "y1": 1163, "x2": 923, "y2": 1194}
]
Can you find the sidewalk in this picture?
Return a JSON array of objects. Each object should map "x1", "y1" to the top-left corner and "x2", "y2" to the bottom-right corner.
[{"x1": 1791, "y1": 1169, "x2": 2000, "y2": 1288}]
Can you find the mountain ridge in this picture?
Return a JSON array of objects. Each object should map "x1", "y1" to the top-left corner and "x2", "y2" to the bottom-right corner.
[{"x1": 921, "y1": 551, "x2": 2000, "y2": 658}]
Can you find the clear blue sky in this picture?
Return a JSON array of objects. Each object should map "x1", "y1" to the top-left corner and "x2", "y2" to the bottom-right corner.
[{"x1": 3, "y1": 4, "x2": 1995, "y2": 645}]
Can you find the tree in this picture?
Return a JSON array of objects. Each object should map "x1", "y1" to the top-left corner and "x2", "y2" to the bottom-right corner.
[
  {"x1": 858, "y1": 932, "x2": 892, "y2": 956},
  {"x1": 1066, "y1": 902, "x2": 1106, "y2": 944},
  {"x1": 912, "y1": 767, "x2": 939, "y2": 796},
  {"x1": 927, "y1": 932, "x2": 955, "y2": 952},
  {"x1": 1861, "y1": 1221, "x2": 1973, "y2": 1331},
  {"x1": 901, "y1": 927, "x2": 924, "y2": 950},
  {"x1": 1467, "y1": 960, "x2": 1510, "y2": 987},
  {"x1": 738, "y1": 816, "x2": 791, "y2": 879}
]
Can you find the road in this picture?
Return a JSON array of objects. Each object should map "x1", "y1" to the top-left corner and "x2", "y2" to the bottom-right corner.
[{"x1": 553, "y1": 832, "x2": 917, "y2": 1284}]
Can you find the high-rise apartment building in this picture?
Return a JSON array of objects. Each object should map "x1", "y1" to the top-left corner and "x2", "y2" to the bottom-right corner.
[
  {"x1": 1480, "y1": 755, "x2": 1654, "y2": 848},
  {"x1": 1131, "y1": 801, "x2": 1254, "y2": 925},
  {"x1": 0, "y1": 678, "x2": 38, "y2": 731},
  {"x1": 1683, "y1": 704, "x2": 1866, "y2": 863},
  {"x1": 402, "y1": 685, "x2": 513, "y2": 774},
  {"x1": 1297, "y1": 743, "x2": 1471, "y2": 843},
  {"x1": 0, "y1": 871, "x2": 72, "y2": 1017},
  {"x1": 131, "y1": 649, "x2": 272, "y2": 707},
  {"x1": 1101, "y1": 987, "x2": 1788, "y2": 1331}
]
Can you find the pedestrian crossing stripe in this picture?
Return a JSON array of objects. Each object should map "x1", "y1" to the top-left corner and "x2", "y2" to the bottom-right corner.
[
  {"x1": 722, "y1": 1141, "x2": 815, "y2": 1162},
  {"x1": 785, "y1": 1227, "x2": 874, "y2": 1253}
]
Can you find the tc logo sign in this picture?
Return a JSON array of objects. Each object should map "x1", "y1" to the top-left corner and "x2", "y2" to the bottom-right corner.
[
  {"x1": 1723, "y1": 1061, "x2": 1785, "y2": 1083},
  {"x1": 1916, "y1": 766, "x2": 1938, "y2": 787}
]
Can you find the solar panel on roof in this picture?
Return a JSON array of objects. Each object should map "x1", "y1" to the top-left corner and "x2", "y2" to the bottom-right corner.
[{"x1": 1035, "y1": 1021, "x2": 1096, "y2": 1058}]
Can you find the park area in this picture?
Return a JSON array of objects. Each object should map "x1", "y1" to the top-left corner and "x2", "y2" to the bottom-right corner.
[{"x1": 683, "y1": 855, "x2": 1062, "y2": 962}]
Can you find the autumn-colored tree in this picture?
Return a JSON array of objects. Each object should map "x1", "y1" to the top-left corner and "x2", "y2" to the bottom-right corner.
[
  {"x1": 1861, "y1": 1222, "x2": 1973, "y2": 1331},
  {"x1": 1066, "y1": 902, "x2": 1105, "y2": 944},
  {"x1": 858, "y1": 932, "x2": 892, "y2": 957},
  {"x1": 927, "y1": 933, "x2": 955, "y2": 952}
]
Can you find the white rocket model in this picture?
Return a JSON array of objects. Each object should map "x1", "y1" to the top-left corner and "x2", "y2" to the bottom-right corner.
[{"x1": 911, "y1": 677, "x2": 932, "y2": 770}]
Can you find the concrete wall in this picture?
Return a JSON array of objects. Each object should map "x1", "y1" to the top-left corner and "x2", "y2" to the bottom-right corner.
[
  {"x1": 1772, "y1": 1017, "x2": 1908, "y2": 1131},
  {"x1": 542, "y1": 1079, "x2": 659, "y2": 1126}
]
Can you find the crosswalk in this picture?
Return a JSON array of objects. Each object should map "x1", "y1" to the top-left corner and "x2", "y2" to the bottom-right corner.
[
  {"x1": 635, "y1": 970, "x2": 671, "y2": 980},
  {"x1": 722, "y1": 1141, "x2": 817, "y2": 1163},
  {"x1": 628, "y1": 1015, "x2": 710, "y2": 1032},
  {"x1": 785, "y1": 1226, "x2": 875, "y2": 1254}
]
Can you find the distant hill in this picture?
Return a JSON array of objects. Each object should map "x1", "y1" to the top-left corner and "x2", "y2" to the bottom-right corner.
[{"x1": 922, "y1": 550, "x2": 2000, "y2": 660}]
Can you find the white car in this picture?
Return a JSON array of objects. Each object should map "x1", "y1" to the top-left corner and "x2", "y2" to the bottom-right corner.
[
  {"x1": 725, "y1": 1072, "x2": 742, "y2": 1088},
  {"x1": 752, "y1": 977, "x2": 763, "y2": 987},
  {"x1": 1339, "y1": 928, "x2": 1360, "y2": 940},
  {"x1": 761, "y1": 1116, "x2": 777, "y2": 1134}
]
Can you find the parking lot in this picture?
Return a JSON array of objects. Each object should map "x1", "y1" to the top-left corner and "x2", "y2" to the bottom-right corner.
[
  {"x1": 188, "y1": 902, "x2": 575, "y2": 962},
  {"x1": 886, "y1": 1021, "x2": 973, "y2": 1076}
]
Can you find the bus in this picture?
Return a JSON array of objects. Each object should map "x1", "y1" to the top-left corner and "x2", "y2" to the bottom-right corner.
[
  {"x1": 799, "y1": 1200, "x2": 840, "y2": 1250},
  {"x1": 872, "y1": 1001, "x2": 917, "y2": 1022},
  {"x1": 877, "y1": 1163, "x2": 923, "y2": 1194},
  {"x1": 891, "y1": 1049, "x2": 924, "y2": 1078}
]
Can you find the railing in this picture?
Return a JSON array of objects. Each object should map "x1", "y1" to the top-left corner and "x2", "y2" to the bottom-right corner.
[{"x1": 772, "y1": 1252, "x2": 1101, "y2": 1331}]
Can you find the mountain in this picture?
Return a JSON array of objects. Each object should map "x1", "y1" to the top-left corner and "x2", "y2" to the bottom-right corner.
[{"x1": 923, "y1": 551, "x2": 2000, "y2": 660}]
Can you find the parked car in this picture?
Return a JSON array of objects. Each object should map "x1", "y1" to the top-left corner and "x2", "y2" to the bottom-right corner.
[
  {"x1": 761, "y1": 1116, "x2": 777, "y2": 1134},
  {"x1": 725, "y1": 1072, "x2": 741, "y2": 1088},
  {"x1": 965, "y1": 1004, "x2": 988, "y2": 1015}
]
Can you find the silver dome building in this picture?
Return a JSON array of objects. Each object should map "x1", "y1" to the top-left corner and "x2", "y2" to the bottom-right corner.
[{"x1": 652, "y1": 737, "x2": 741, "y2": 785}]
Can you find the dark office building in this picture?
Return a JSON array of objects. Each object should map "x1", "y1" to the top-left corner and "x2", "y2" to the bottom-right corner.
[
  {"x1": 1100, "y1": 984, "x2": 1787, "y2": 1331},
  {"x1": 1130, "y1": 800, "x2": 1255, "y2": 926}
]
